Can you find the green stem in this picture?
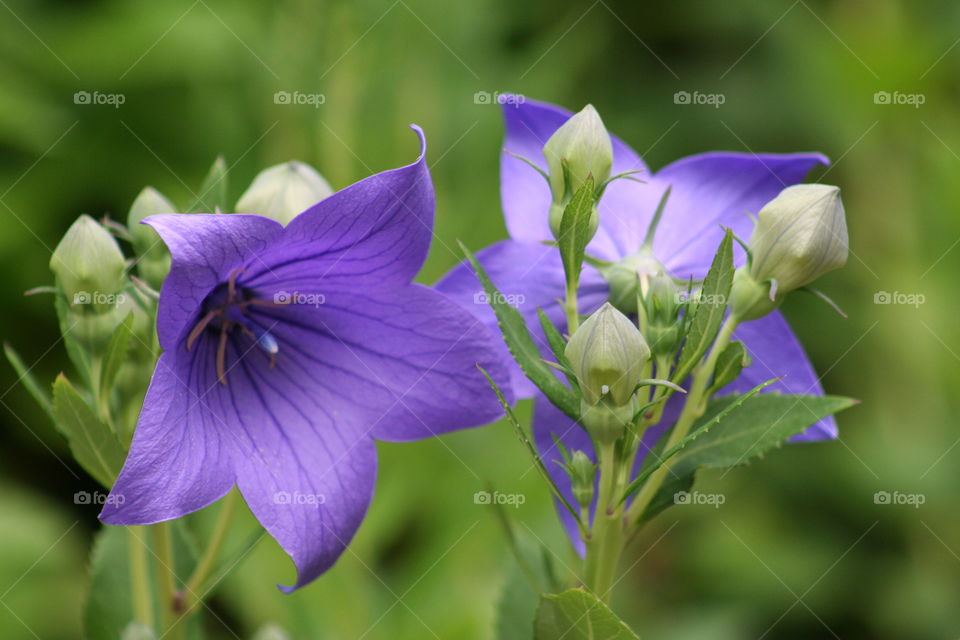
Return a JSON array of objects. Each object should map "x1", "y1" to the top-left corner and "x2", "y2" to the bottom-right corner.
[
  {"x1": 584, "y1": 442, "x2": 624, "y2": 603},
  {"x1": 625, "y1": 316, "x2": 739, "y2": 524},
  {"x1": 565, "y1": 281, "x2": 580, "y2": 334},
  {"x1": 183, "y1": 490, "x2": 238, "y2": 604},
  {"x1": 152, "y1": 522, "x2": 184, "y2": 640},
  {"x1": 127, "y1": 526, "x2": 153, "y2": 629}
]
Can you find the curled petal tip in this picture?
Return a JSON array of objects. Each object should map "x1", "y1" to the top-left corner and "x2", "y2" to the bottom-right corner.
[{"x1": 408, "y1": 124, "x2": 427, "y2": 163}]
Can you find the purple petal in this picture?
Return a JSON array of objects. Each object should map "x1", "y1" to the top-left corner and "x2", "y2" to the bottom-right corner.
[
  {"x1": 99, "y1": 350, "x2": 235, "y2": 524},
  {"x1": 434, "y1": 240, "x2": 609, "y2": 399},
  {"x1": 145, "y1": 214, "x2": 283, "y2": 351},
  {"x1": 651, "y1": 152, "x2": 829, "y2": 280},
  {"x1": 101, "y1": 327, "x2": 379, "y2": 590},
  {"x1": 499, "y1": 99, "x2": 648, "y2": 262},
  {"x1": 240, "y1": 282, "x2": 511, "y2": 442},
  {"x1": 244, "y1": 126, "x2": 433, "y2": 290},
  {"x1": 724, "y1": 310, "x2": 837, "y2": 440}
]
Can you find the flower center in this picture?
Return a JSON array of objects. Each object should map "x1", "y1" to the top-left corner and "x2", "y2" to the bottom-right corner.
[{"x1": 186, "y1": 269, "x2": 280, "y2": 386}]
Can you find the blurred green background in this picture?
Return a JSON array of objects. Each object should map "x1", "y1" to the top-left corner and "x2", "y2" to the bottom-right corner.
[{"x1": 1, "y1": 0, "x2": 959, "y2": 637}]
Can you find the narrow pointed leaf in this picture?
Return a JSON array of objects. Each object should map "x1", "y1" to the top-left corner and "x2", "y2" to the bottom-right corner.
[
  {"x1": 534, "y1": 588, "x2": 640, "y2": 640},
  {"x1": 557, "y1": 179, "x2": 595, "y2": 293},
  {"x1": 52, "y1": 374, "x2": 127, "y2": 487},
  {"x1": 4, "y1": 342, "x2": 54, "y2": 420},
  {"x1": 462, "y1": 242, "x2": 579, "y2": 419}
]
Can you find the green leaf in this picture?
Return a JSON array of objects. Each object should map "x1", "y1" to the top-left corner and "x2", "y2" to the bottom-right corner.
[
  {"x1": 98, "y1": 313, "x2": 135, "y2": 425},
  {"x1": 534, "y1": 588, "x2": 640, "y2": 640},
  {"x1": 3, "y1": 342, "x2": 54, "y2": 419},
  {"x1": 633, "y1": 392, "x2": 856, "y2": 521},
  {"x1": 669, "y1": 393, "x2": 858, "y2": 477},
  {"x1": 461, "y1": 242, "x2": 579, "y2": 419},
  {"x1": 54, "y1": 293, "x2": 92, "y2": 387},
  {"x1": 191, "y1": 155, "x2": 229, "y2": 212},
  {"x1": 537, "y1": 309, "x2": 579, "y2": 391},
  {"x1": 52, "y1": 374, "x2": 127, "y2": 487},
  {"x1": 706, "y1": 340, "x2": 748, "y2": 395},
  {"x1": 494, "y1": 528, "x2": 563, "y2": 640},
  {"x1": 673, "y1": 231, "x2": 734, "y2": 382},
  {"x1": 621, "y1": 378, "x2": 777, "y2": 505},
  {"x1": 478, "y1": 367, "x2": 584, "y2": 530},
  {"x1": 557, "y1": 179, "x2": 595, "y2": 293}
]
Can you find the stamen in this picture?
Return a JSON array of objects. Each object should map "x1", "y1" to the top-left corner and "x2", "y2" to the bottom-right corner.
[
  {"x1": 227, "y1": 268, "x2": 247, "y2": 301},
  {"x1": 187, "y1": 310, "x2": 220, "y2": 351},
  {"x1": 216, "y1": 326, "x2": 229, "y2": 386}
]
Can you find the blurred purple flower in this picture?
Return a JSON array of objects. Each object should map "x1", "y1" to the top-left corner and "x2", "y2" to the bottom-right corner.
[
  {"x1": 436, "y1": 98, "x2": 833, "y2": 550},
  {"x1": 100, "y1": 127, "x2": 511, "y2": 590}
]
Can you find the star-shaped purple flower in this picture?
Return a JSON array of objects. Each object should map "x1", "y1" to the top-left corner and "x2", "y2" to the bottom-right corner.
[
  {"x1": 436, "y1": 98, "x2": 835, "y2": 549},
  {"x1": 100, "y1": 127, "x2": 512, "y2": 590}
]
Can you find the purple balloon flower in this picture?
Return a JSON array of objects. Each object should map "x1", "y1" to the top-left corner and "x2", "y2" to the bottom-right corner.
[
  {"x1": 100, "y1": 127, "x2": 512, "y2": 590},
  {"x1": 436, "y1": 98, "x2": 835, "y2": 550}
]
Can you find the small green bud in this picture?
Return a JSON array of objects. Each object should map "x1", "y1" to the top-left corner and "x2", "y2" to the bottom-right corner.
[
  {"x1": 565, "y1": 302, "x2": 650, "y2": 406},
  {"x1": 601, "y1": 251, "x2": 666, "y2": 315},
  {"x1": 567, "y1": 450, "x2": 597, "y2": 509},
  {"x1": 235, "y1": 161, "x2": 333, "y2": 226},
  {"x1": 544, "y1": 105, "x2": 611, "y2": 239},
  {"x1": 127, "y1": 187, "x2": 176, "y2": 289},
  {"x1": 50, "y1": 215, "x2": 126, "y2": 313},
  {"x1": 731, "y1": 184, "x2": 847, "y2": 321}
]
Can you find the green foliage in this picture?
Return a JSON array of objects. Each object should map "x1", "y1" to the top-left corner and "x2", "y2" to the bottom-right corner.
[
  {"x1": 673, "y1": 231, "x2": 734, "y2": 382},
  {"x1": 534, "y1": 589, "x2": 639, "y2": 640},
  {"x1": 557, "y1": 179, "x2": 596, "y2": 293},
  {"x1": 51, "y1": 374, "x2": 127, "y2": 487}
]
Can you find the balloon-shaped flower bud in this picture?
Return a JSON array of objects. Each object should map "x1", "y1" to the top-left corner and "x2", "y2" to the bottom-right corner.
[
  {"x1": 235, "y1": 161, "x2": 333, "y2": 226},
  {"x1": 566, "y1": 450, "x2": 597, "y2": 509},
  {"x1": 565, "y1": 302, "x2": 650, "y2": 406},
  {"x1": 731, "y1": 184, "x2": 848, "y2": 321},
  {"x1": 544, "y1": 105, "x2": 612, "y2": 239},
  {"x1": 50, "y1": 215, "x2": 126, "y2": 313},
  {"x1": 127, "y1": 187, "x2": 176, "y2": 289}
]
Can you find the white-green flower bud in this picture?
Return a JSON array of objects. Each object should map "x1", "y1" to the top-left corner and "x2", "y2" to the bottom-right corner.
[
  {"x1": 749, "y1": 184, "x2": 847, "y2": 292},
  {"x1": 235, "y1": 161, "x2": 333, "y2": 226},
  {"x1": 127, "y1": 187, "x2": 176, "y2": 289},
  {"x1": 544, "y1": 105, "x2": 611, "y2": 239},
  {"x1": 50, "y1": 215, "x2": 126, "y2": 313},
  {"x1": 565, "y1": 302, "x2": 650, "y2": 406},
  {"x1": 579, "y1": 396, "x2": 636, "y2": 445},
  {"x1": 731, "y1": 184, "x2": 848, "y2": 321}
]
